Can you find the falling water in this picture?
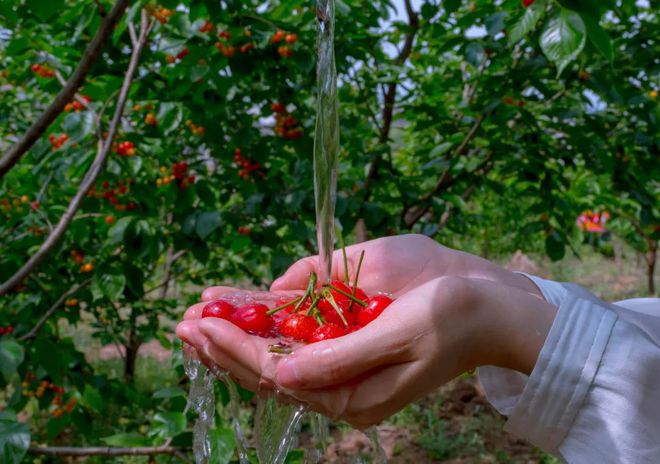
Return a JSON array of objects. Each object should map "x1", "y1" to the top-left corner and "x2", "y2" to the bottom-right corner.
[
  {"x1": 314, "y1": 0, "x2": 339, "y2": 284},
  {"x1": 183, "y1": 353, "x2": 215, "y2": 464}
]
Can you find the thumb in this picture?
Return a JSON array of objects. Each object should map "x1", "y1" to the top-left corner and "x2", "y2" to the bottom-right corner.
[
  {"x1": 275, "y1": 320, "x2": 411, "y2": 390},
  {"x1": 270, "y1": 256, "x2": 318, "y2": 291}
]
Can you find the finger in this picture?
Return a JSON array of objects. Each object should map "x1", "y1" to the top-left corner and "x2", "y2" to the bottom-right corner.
[
  {"x1": 271, "y1": 256, "x2": 317, "y2": 291},
  {"x1": 201, "y1": 286, "x2": 239, "y2": 301},
  {"x1": 184, "y1": 302, "x2": 207, "y2": 320},
  {"x1": 270, "y1": 251, "x2": 362, "y2": 291},
  {"x1": 176, "y1": 321, "x2": 265, "y2": 391},
  {"x1": 275, "y1": 315, "x2": 413, "y2": 390},
  {"x1": 197, "y1": 318, "x2": 278, "y2": 382}
]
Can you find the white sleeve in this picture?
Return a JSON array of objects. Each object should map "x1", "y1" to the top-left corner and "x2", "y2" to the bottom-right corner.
[{"x1": 478, "y1": 274, "x2": 660, "y2": 463}]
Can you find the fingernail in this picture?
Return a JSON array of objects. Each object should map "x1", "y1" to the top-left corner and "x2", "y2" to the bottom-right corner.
[{"x1": 277, "y1": 358, "x2": 300, "y2": 387}]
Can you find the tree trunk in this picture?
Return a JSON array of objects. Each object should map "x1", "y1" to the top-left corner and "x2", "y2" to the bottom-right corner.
[
  {"x1": 647, "y1": 240, "x2": 657, "y2": 295},
  {"x1": 124, "y1": 309, "x2": 141, "y2": 383}
]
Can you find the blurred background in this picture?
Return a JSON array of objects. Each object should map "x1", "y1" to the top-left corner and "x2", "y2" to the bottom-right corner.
[{"x1": 0, "y1": 0, "x2": 657, "y2": 462}]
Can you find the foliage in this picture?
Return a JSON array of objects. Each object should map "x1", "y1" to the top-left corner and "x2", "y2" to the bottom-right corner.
[{"x1": 0, "y1": 0, "x2": 657, "y2": 461}]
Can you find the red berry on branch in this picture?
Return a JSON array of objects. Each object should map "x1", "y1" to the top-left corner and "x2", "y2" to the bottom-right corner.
[
  {"x1": 285, "y1": 33, "x2": 297, "y2": 44},
  {"x1": 270, "y1": 102, "x2": 286, "y2": 113},
  {"x1": 522, "y1": 0, "x2": 534, "y2": 7}
]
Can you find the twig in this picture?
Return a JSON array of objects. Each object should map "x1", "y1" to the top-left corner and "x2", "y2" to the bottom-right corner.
[
  {"x1": 18, "y1": 279, "x2": 92, "y2": 341},
  {"x1": 0, "y1": 13, "x2": 154, "y2": 296},
  {"x1": 160, "y1": 249, "x2": 187, "y2": 298},
  {"x1": 27, "y1": 445, "x2": 188, "y2": 457},
  {"x1": 0, "y1": 0, "x2": 130, "y2": 179},
  {"x1": 54, "y1": 70, "x2": 94, "y2": 112}
]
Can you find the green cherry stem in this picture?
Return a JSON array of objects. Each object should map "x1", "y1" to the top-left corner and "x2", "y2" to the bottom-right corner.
[
  {"x1": 305, "y1": 294, "x2": 322, "y2": 316},
  {"x1": 337, "y1": 229, "x2": 349, "y2": 285},
  {"x1": 294, "y1": 272, "x2": 317, "y2": 312},
  {"x1": 322, "y1": 288, "x2": 349, "y2": 326},
  {"x1": 266, "y1": 296, "x2": 301, "y2": 316},
  {"x1": 348, "y1": 250, "x2": 366, "y2": 312},
  {"x1": 327, "y1": 284, "x2": 368, "y2": 307}
]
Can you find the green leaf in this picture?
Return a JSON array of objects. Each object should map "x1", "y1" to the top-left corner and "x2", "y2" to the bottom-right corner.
[
  {"x1": 93, "y1": 273, "x2": 126, "y2": 301},
  {"x1": 444, "y1": 0, "x2": 461, "y2": 14},
  {"x1": 0, "y1": 419, "x2": 30, "y2": 464},
  {"x1": 428, "y1": 142, "x2": 453, "y2": 158},
  {"x1": 195, "y1": 211, "x2": 222, "y2": 240},
  {"x1": 61, "y1": 110, "x2": 95, "y2": 141},
  {"x1": 579, "y1": 13, "x2": 613, "y2": 62},
  {"x1": 0, "y1": 341, "x2": 24, "y2": 383},
  {"x1": 26, "y1": 0, "x2": 64, "y2": 20},
  {"x1": 509, "y1": 0, "x2": 547, "y2": 44},
  {"x1": 101, "y1": 433, "x2": 151, "y2": 447},
  {"x1": 464, "y1": 42, "x2": 485, "y2": 67},
  {"x1": 545, "y1": 231, "x2": 566, "y2": 260},
  {"x1": 539, "y1": 10, "x2": 586, "y2": 77},
  {"x1": 485, "y1": 12, "x2": 507, "y2": 38},
  {"x1": 209, "y1": 427, "x2": 236, "y2": 464},
  {"x1": 152, "y1": 412, "x2": 186, "y2": 438},
  {"x1": 82, "y1": 385, "x2": 104, "y2": 413}
]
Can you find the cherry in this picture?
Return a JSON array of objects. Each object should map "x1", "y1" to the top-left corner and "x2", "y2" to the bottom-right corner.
[
  {"x1": 202, "y1": 300, "x2": 235, "y2": 320},
  {"x1": 522, "y1": 0, "x2": 534, "y2": 7},
  {"x1": 270, "y1": 102, "x2": 286, "y2": 113},
  {"x1": 176, "y1": 48, "x2": 190, "y2": 60},
  {"x1": 279, "y1": 313, "x2": 317, "y2": 342},
  {"x1": 285, "y1": 33, "x2": 297, "y2": 44},
  {"x1": 277, "y1": 46, "x2": 293, "y2": 58},
  {"x1": 309, "y1": 323, "x2": 348, "y2": 343},
  {"x1": 104, "y1": 215, "x2": 115, "y2": 225},
  {"x1": 231, "y1": 303, "x2": 274, "y2": 335},
  {"x1": 199, "y1": 21, "x2": 213, "y2": 33},
  {"x1": 356, "y1": 294, "x2": 393, "y2": 326},
  {"x1": 271, "y1": 30, "x2": 285, "y2": 43}
]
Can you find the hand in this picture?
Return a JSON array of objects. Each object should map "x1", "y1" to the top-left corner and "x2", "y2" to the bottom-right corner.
[
  {"x1": 269, "y1": 234, "x2": 543, "y2": 298},
  {"x1": 176, "y1": 275, "x2": 557, "y2": 428}
]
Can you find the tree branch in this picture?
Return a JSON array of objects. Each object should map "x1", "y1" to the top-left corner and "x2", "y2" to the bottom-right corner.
[
  {"x1": 18, "y1": 278, "x2": 92, "y2": 341},
  {"x1": 28, "y1": 445, "x2": 188, "y2": 457},
  {"x1": 356, "y1": 0, "x2": 419, "y2": 241},
  {"x1": 0, "y1": 0, "x2": 130, "y2": 179},
  {"x1": 0, "y1": 14, "x2": 153, "y2": 296}
]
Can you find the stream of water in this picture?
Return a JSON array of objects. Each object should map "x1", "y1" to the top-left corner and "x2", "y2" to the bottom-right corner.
[
  {"x1": 313, "y1": 0, "x2": 339, "y2": 284},
  {"x1": 182, "y1": 0, "x2": 387, "y2": 462}
]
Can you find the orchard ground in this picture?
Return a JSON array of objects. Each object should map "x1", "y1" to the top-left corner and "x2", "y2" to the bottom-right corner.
[{"x1": 60, "y1": 244, "x2": 645, "y2": 464}]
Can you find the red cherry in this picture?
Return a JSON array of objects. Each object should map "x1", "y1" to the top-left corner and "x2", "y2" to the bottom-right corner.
[
  {"x1": 0, "y1": 327, "x2": 5, "y2": 335},
  {"x1": 31, "y1": 64, "x2": 41, "y2": 72},
  {"x1": 6, "y1": 326, "x2": 14, "y2": 334},
  {"x1": 356, "y1": 294, "x2": 393, "y2": 327},
  {"x1": 231, "y1": 303, "x2": 274, "y2": 335},
  {"x1": 270, "y1": 102, "x2": 286, "y2": 113},
  {"x1": 318, "y1": 297, "x2": 355, "y2": 327},
  {"x1": 279, "y1": 313, "x2": 317, "y2": 342},
  {"x1": 309, "y1": 323, "x2": 348, "y2": 343},
  {"x1": 522, "y1": 0, "x2": 534, "y2": 7},
  {"x1": 202, "y1": 300, "x2": 235, "y2": 320},
  {"x1": 330, "y1": 280, "x2": 368, "y2": 301}
]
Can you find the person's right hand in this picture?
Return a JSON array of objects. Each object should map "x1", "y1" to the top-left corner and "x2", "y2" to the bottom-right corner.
[{"x1": 268, "y1": 234, "x2": 542, "y2": 299}]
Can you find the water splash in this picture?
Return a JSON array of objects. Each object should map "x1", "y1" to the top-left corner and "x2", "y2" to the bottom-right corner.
[
  {"x1": 255, "y1": 398, "x2": 307, "y2": 463},
  {"x1": 314, "y1": 0, "x2": 339, "y2": 285},
  {"x1": 183, "y1": 352, "x2": 215, "y2": 464}
]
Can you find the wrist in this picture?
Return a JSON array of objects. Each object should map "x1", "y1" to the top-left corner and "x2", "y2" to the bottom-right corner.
[{"x1": 470, "y1": 280, "x2": 558, "y2": 375}]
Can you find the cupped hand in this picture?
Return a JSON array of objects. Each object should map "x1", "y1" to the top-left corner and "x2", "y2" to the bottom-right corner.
[{"x1": 176, "y1": 275, "x2": 557, "y2": 429}]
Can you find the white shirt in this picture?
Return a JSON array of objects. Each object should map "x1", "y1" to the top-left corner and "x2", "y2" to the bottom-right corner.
[{"x1": 479, "y1": 274, "x2": 660, "y2": 463}]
